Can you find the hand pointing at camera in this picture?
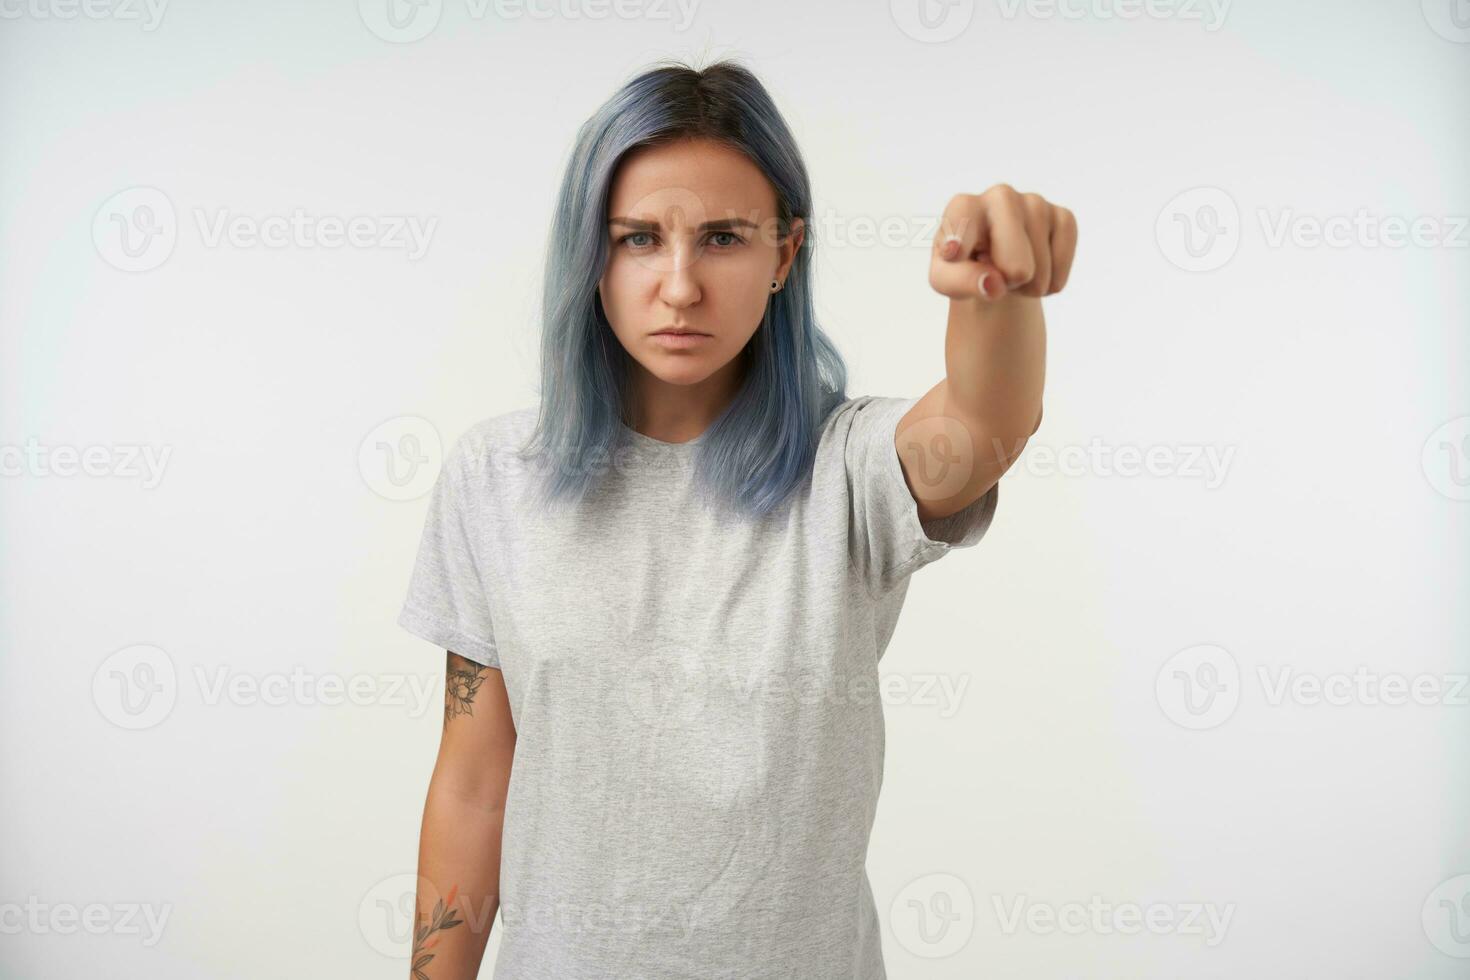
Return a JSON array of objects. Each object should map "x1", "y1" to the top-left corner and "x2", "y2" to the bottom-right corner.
[
  {"x1": 898, "y1": 185, "x2": 1077, "y2": 522},
  {"x1": 929, "y1": 185, "x2": 1077, "y2": 301}
]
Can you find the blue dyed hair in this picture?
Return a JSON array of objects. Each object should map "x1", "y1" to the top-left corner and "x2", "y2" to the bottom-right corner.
[{"x1": 519, "y1": 58, "x2": 850, "y2": 520}]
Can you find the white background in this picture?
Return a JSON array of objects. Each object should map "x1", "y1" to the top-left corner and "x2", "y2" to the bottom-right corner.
[{"x1": 1, "y1": 0, "x2": 1467, "y2": 977}]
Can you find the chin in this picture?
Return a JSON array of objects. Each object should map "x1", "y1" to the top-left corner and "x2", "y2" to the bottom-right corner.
[
  {"x1": 638, "y1": 346, "x2": 731, "y2": 380},
  {"x1": 644, "y1": 360, "x2": 721, "y2": 385}
]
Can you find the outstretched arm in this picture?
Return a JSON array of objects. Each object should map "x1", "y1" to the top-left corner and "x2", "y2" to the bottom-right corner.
[{"x1": 898, "y1": 185, "x2": 1076, "y2": 522}]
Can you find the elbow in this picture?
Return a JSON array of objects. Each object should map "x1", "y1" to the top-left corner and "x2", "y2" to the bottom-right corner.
[{"x1": 430, "y1": 783, "x2": 510, "y2": 819}]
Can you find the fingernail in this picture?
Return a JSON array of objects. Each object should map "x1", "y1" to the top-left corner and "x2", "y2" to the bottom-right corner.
[
  {"x1": 977, "y1": 272, "x2": 995, "y2": 299},
  {"x1": 941, "y1": 236, "x2": 961, "y2": 260}
]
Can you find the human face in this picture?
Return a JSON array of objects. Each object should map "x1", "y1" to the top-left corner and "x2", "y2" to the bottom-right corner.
[{"x1": 598, "y1": 138, "x2": 804, "y2": 421}]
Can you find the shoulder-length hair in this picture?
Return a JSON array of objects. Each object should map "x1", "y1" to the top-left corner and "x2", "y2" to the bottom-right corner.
[{"x1": 518, "y1": 57, "x2": 849, "y2": 520}]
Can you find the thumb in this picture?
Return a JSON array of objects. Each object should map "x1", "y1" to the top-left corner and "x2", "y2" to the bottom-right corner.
[{"x1": 930, "y1": 250, "x2": 1009, "y2": 302}]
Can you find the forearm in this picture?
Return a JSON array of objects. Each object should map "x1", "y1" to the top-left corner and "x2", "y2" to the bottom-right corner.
[
  {"x1": 411, "y1": 787, "x2": 506, "y2": 980},
  {"x1": 943, "y1": 292, "x2": 1047, "y2": 453}
]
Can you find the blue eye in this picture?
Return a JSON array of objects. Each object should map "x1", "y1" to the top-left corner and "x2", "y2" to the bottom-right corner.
[{"x1": 615, "y1": 231, "x2": 746, "y2": 250}]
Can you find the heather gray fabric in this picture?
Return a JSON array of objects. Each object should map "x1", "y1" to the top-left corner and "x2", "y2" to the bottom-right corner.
[{"x1": 397, "y1": 394, "x2": 999, "y2": 980}]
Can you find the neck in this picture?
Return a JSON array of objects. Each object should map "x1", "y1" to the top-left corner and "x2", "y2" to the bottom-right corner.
[{"x1": 624, "y1": 347, "x2": 750, "y2": 443}]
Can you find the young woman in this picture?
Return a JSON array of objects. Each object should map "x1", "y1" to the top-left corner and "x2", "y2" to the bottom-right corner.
[{"x1": 398, "y1": 58, "x2": 1075, "y2": 980}]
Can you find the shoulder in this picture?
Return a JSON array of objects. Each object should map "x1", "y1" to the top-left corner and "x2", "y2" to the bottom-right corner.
[
  {"x1": 444, "y1": 404, "x2": 539, "y2": 473},
  {"x1": 817, "y1": 393, "x2": 920, "y2": 449}
]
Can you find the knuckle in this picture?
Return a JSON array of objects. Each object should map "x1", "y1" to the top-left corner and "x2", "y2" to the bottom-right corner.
[
  {"x1": 949, "y1": 212, "x2": 978, "y2": 239},
  {"x1": 1002, "y1": 261, "x2": 1035, "y2": 284}
]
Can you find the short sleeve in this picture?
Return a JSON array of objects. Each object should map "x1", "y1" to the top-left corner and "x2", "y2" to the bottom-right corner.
[
  {"x1": 841, "y1": 394, "x2": 1000, "y2": 597},
  {"x1": 396, "y1": 434, "x2": 501, "y2": 669}
]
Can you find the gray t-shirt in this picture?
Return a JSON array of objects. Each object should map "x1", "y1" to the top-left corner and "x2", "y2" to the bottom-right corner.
[{"x1": 397, "y1": 393, "x2": 999, "y2": 979}]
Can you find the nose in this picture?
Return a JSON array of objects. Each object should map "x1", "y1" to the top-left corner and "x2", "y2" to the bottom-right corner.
[{"x1": 658, "y1": 243, "x2": 702, "y2": 308}]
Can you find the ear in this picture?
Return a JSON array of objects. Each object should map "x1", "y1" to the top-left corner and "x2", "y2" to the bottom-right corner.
[
  {"x1": 777, "y1": 217, "x2": 806, "y2": 280},
  {"x1": 787, "y1": 217, "x2": 806, "y2": 255}
]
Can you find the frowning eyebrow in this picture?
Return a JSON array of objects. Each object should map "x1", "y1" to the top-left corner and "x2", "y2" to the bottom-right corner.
[{"x1": 608, "y1": 216, "x2": 759, "y2": 232}]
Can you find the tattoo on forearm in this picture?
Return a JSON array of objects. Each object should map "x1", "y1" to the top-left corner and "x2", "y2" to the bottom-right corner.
[
  {"x1": 411, "y1": 883, "x2": 463, "y2": 980},
  {"x1": 445, "y1": 653, "x2": 488, "y2": 726}
]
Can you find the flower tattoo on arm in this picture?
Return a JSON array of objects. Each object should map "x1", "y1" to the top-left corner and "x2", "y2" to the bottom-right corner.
[{"x1": 444, "y1": 652, "x2": 488, "y2": 726}]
